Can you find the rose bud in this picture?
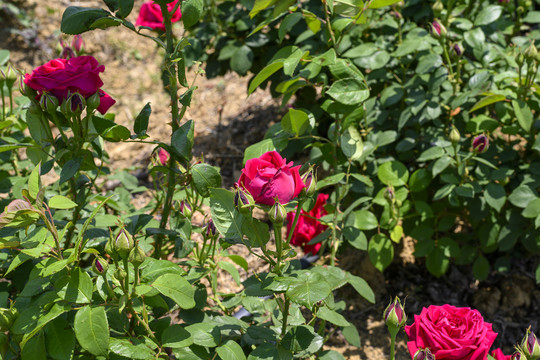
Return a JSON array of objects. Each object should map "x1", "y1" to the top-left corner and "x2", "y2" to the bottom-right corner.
[
  {"x1": 0, "y1": 307, "x2": 18, "y2": 332},
  {"x1": 114, "y1": 227, "x2": 134, "y2": 258},
  {"x1": 4, "y1": 64, "x2": 17, "y2": 90},
  {"x1": 384, "y1": 186, "x2": 395, "y2": 204},
  {"x1": 523, "y1": 42, "x2": 538, "y2": 63},
  {"x1": 449, "y1": 125, "x2": 460, "y2": 145},
  {"x1": 40, "y1": 92, "x2": 59, "y2": 114},
  {"x1": 521, "y1": 328, "x2": 540, "y2": 358},
  {"x1": 234, "y1": 187, "x2": 255, "y2": 215},
  {"x1": 205, "y1": 219, "x2": 217, "y2": 237},
  {"x1": 92, "y1": 257, "x2": 109, "y2": 275},
  {"x1": 430, "y1": 19, "x2": 446, "y2": 39},
  {"x1": 384, "y1": 296, "x2": 407, "y2": 330},
  {"x1": 301, "y1": 168, "x2": 317, "y2": 197},
  {"x1": 72, "y1": 35, "x2": 84, "y2": 53},
  {"x1": 413, "y1": 348, "x2": 435, "y2": 360},
  {"x1": 86, "y1": 91, "x2": 101, "y2": 111},
  {"x1": 158, "y1": 148, "x2": 170, "y2": 166},
  {"x1": 115, "y1": 267, "x2": 126, "y2": 283},
  {"x1": 472, "y1": 134, "x2": 489, "y2": 153},
  {"x1": 61, "y1": 92, "x2": 85, "y2": 115},
  {"x1": 451, "y1": 43, "x2": 463, "y2": 58},
  {"x1": 269, "y1": 201, "x2": 287, "y2": 224},
  {"x1": 128, "y1": 245, "x2": 146, "y2": 267},
  {"x1": 179, "y1": 200, "x2": 192, "y2": 218},
  {"x1": 511, "y1": 350, "x2": 525, "y2": 360}
]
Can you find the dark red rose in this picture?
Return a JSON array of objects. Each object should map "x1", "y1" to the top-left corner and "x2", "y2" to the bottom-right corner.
[{"x1": 135, "y1": 0, "x2": 182, "y2": 31}]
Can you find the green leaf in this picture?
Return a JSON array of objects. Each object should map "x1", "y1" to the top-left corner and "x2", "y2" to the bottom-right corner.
[
  {"x1": 219, "y1": 261, "x2": 241, "y2": 285},
  {"x1": 191, "y1": 163, "x2": 221, "y2": 197},
  {"x1": 417, "y1": 147, "x2": 445, "y2": 162},
  {"x1": 316, "y1": 307, "x2": 351, "y2": 327},
  {"x1": 470, "y1": 94, "x2": 506, "y2": 112},
  {"x1": 475, "y1": 5, "x2": 502, "y2": 25},
  {"x1": 74, "y1": 306, "x2": 109, "y2": 356},
  {"x1": 48, "y1": 195, "x2": 77, "y2": 209},
  {"x1": 231, "y1": 45, "x2": 253, "y2": 75},
  {"x1": 21, "y1": 332, "x2": 46, "y2": 360},
  {"x1": 508, "y1": 185, "x2": 537, "y2": 208},
  {"x1": 472, "y1": 255, "x2": 490, "y2": 281},
  {"x1": 141, "y1": 258, "x2": 186, "y2": 283},
  {"x1": 152, "y1": 273, "x2": 196, "y2": 309},
  {"x1": 352, "y1": 210, "x2": 378, "y2": 230},
  {"x1": 248, "y1": 62, "x2": 283, "y2": 95},
  {"x1": 283, "y1": 47, "x2": 304, "y2": 76},
  {"x1": 326, "y1": 78, "x2": 369, "y2": 105},
  {"x1": 281, "y1": 326, "x2": 323, "y2": 356},
  {"x1": 181, "y1": 0, "x2": 204, "y2": 28},
  {"x1": 243, "y1": 138, "x2": 278, "y2": 164},
  {"x1": 133, "y1": 102, "x2": 151, "y2": 137},
  {"x1": 60, "y1": 157, "x2": 83, "y2": 185},
  {"x1": 512, "y1": 99, "x2": 533, "y2": 132},
  {"x1": 340, "y1": 127, "x2": 363, "y2": 161},
  {"x1": 248, "y1": 343, "x2": 292, "y2": 360},
  {"x1": 342, "y1": 325, "x2": 361, "y2": 347},
  {"x1": 368, "y1": 0, "x2": 401, "y2": 8},
  {"x1": 216, "y1": 340, "x2": 247, "y2": 360},
  {"x1": 409, "y1": 169, "x2": 432, "y2": 192},
  {"x1": 282, "y1": 108, "x2": 309, "y2": 136},
  {"x1": 185, "y1": 323, "x2": 220, "y2": 347},
  {"x1": 210, "y1": 188, "x2": 246, "y2": 241},
  {"x1": 522, "y1": 198, "x2": 540, "y2": 218},
  {"x1": 162, "y1": 324, "x2": 193, "y2": 349},
  {"x1": 426, "y1": 247, "x2": 449, "y2": 277},
  {"x1": 228, "y1": 255, "x2": 248, "y2": 271},
  {"x1": 368, "y1": 234, "x2": 394, "y2": 272},
  {"x1": 45, "y1": 317, "x2": 75, "y2": 360},
  {"x1": 20, "y1": 303, "x2": 69, "y2": 350},
  {"x1": 377, "y1": 161, "x2": 409, "y2": 187},
  {"x1": 172, "y1": 120, "x2": 194, "y2": 162},
  {"x1": 286, "y1": 272, "x2": 332, "y2": 308},
  {"x1": 28, "y1": 164, "x2": 41, "y2": 200},
  {"x1": 250, "y1": 0, "x2": 278, "y2": 18},
  {"x1": 58, "y1": 267, "x2": 93, "y2": 303},
  {"x1": 316, "y1": 173, "x2": 345, "y2": 190},
  {"x1": 432, "y1": 156, "x2": 453, "y2": 177},
  {"x1": 484, "y1": 183, "x2": 506, "y2": 212},
  {"x1": 380, "y1": 85, "x2": 404, "y2": 107},
  {"x1": 60, "y1": 7, "x2": 111, "y2": 34},
  {"x1": 109, "y1": 338, "x2": 155, "y2": 359}
]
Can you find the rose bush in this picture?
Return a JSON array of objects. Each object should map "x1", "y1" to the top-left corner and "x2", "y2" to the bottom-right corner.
[
  {"x1": 135, "y1": 0, "x2": 181, "y2": 31},
  {"x1": 237, "y1": 150, "x2": 305, "y2": 206},
  {"x1": 23, "y1": 55, "x2": 115, "y2": 114},
  {"x1": 286, "y1": 193, "x2": 329, "y2": 255},
  {"x1": 405, "y1": 304, "x2": 498, "y2": 360}
]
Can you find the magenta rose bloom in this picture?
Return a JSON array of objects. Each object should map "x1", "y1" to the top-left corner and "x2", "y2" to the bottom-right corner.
[
  {"x1": 491, "y1": 348, "x2": 512, "y2": 360},
  {"x1": 286, "y1": 193, "x2": 328, "y2": 255},
  {"x1": 237, "y1": 151, "x2": 305, "y2": 206},
  {"x1": 135, "y1": 0, "x2": 182, "y2": 31},
  {"x1": 24, "y1": 56, "x2": 115, "y2": 114},
  {"x1": 405, "y1": 304, "x2": 498, "y2": 360}
]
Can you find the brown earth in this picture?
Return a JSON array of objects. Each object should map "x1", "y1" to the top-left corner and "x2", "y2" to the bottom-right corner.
[{"x1": 2, "y1": 1, "x2": 539, "y2": 359}]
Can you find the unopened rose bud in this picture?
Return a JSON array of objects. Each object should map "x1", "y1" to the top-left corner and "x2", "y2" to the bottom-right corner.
[
  {"x1": 205, "y1": 219, "x2": 217, "y2": 237},
  {"x1": 40, "y1": 92, "x2": 59, "y2": 114},
  {"x1": 128, "y1": 245, "x2": 146, "y2": 267},
  {"x1": 430, "y1": 19, "x2": 446, "y2": 39},
  {"x1": 4, "y1": 64, "x2": 17, "y2": 89},
  {"x1": 451, "y1": 43, "x2": 463, "y2": 58},
  {"x1": 472, "y1": 134, "x2": 489, "y2": 153},
  {"x1": 384, "y1": 186, "x2": 395, "y2": 204},
  {"x1": 115, "y1": 267, "x2": 126, "y2": 283},
  {"x1": 158, "y1": 148, "x2": 170, "y2": 166},
  {"x1": 115, "y1": 227, "x2": 134, "y2": 258},
  {"x1": 414, "y1": 348, "x2": 435, "y2": 360},
  {"x1": 301, "y1": 169, "x2": 317, "y2": 197},
  {"x1": 384, "y1": 296, "x2": 407, "y2": 330},
  {"x1": 92, "y1": 257, "x2": 109, "y2": 275},
  {"x1": 432, "y1": 0, "x2": 444, "y2": 12},
  {"x1": 72, "y1": 35, "x2": 84, "y2": 53},
  {"x1": 105, "y1": 232, "x2": 117, "y2": 257},
  {"x1": 61, "y1": 92, "x2": 85, "y2": 115},
  {"x1": 269, "y1": 201, "x2": 287, "y2": 224},
  {"x1": 521, "y1": 328, "x2": 540, "y2": 358},
  {"x1": 179, "y1": 200, "x2": 192, "y2": 218},
  {"x1": 523, "y1": 42, "x2": 538, "y2": 63},
  {"x1": 391, "y1": 11, "x2": 402, "y2": 19},
  {"x1": 86, "y1": 92, "x2": 100, "y2": 111},
  {"x1": 234, "y1": 187, "x2": 255, "y2": 215},
  {"x1": 449, "y1": 125, "x2": 460, "y2": 145},
  {"x1": 511, "y1": 350, "x2": 525, "y2": 360}
]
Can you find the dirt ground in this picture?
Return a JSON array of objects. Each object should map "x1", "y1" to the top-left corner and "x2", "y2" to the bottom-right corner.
[{"x1": 2, "y1": 1, "x2": 540, "y2": 359}]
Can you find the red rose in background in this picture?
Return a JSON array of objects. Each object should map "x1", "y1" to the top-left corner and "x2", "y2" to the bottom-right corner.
[
  {"x1": 24, "y1": 56, "x2": 115, "y2": 114},
  {"x1": 237, "y1": 151, "x2": 305, "y2": 206},
  {"x1": 286, "y1": 193, "x2": 328, "y2": 255},
  {"x1": 405, "y1": 304, "x2": 498, "y2": 360},
  {"x1": 135, "y1": 0, "x2": 182, "y2": 31},
  {"x1": 491, "y1": 348, "x2": 512, "y2": 360}
]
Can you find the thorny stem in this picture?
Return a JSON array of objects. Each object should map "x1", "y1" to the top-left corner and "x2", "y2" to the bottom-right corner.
[
  {"x1": 286, "y1": 199, "x2": 305, "y2": 245},
  {"x1": 274, "y1": 221, "x2": 284, "y2": 274},
  {"x1": 154, "y1": 3, "x2": 182, "y2": 258}
]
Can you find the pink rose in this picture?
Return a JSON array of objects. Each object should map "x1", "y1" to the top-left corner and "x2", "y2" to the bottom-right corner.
[
  {"x1": 135, "y1": 0, "x2": 182, "y2": 31},
  {"x1": 237, "y1": 151, "x2": 305, "y2": 206},
  {"x1": 158, "y1": 148, "x2": 170, "y2": 166},
  {"x1": 286, "y1": 193, "x2": 328, "y2": 255},
  {"x1": 405, "y1": 304, "x2": 498, "y2": 360},
  {"x1": 491, "y1": 348, "x2": 512, "y2": 360},
  {"x1": 24, "y1": 56, "x2": 115, "y2": 114}
]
